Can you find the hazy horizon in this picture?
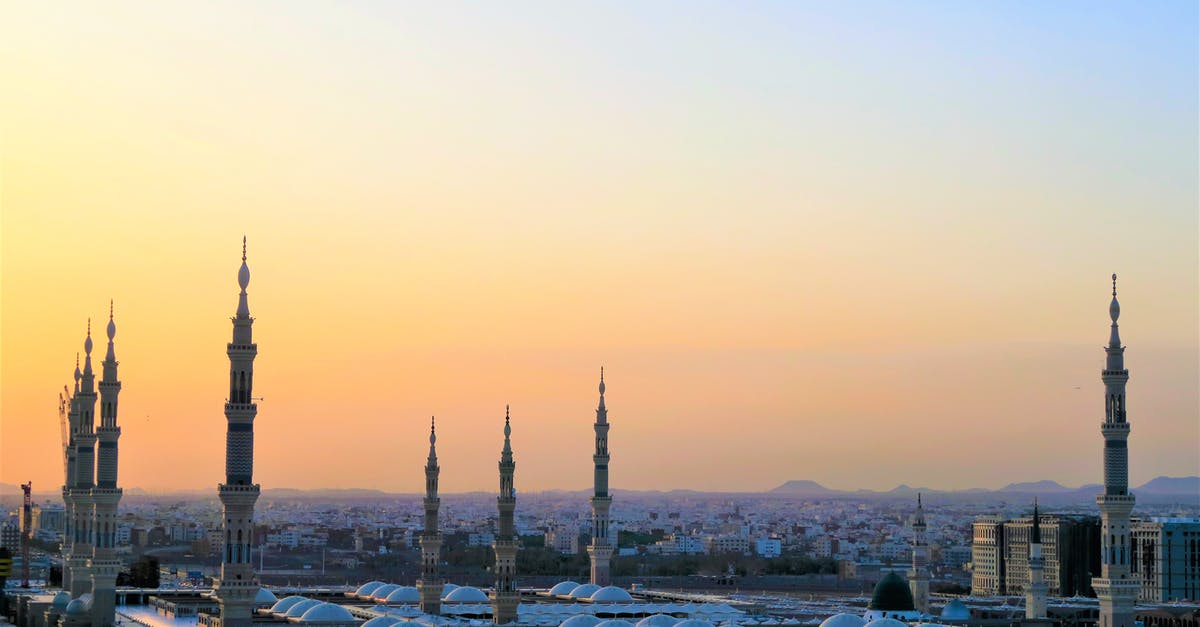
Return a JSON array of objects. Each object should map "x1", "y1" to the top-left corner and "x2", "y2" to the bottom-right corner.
[{"x1": 2, "y1": 2, "x2": 1197, "y2": 494}]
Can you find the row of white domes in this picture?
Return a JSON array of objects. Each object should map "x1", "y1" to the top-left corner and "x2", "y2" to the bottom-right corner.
[
  {"x1": 547, "y1": 582, "x2": 634, "y2": 602},
  {"x1": 818, "y1": 607, "x2": 970, "y2": 627},
  {"x1": 352, "y1": 582, "x2": 491, "y2": 603},
  {"x1": 269, "y1": 596, "x2": 356, "y2": 622}
]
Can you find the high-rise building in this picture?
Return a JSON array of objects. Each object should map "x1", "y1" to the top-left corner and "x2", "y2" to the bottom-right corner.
[
  {"x1": 1130, "y1": 517, "x2": 1200, "y2": 602},
  {"x1": 971, "y1": 516, "x2": 1005, "y2": 595},
  {"x1": 588, "y1": 368, "x2": 613, "y2": 587},
  {"x1": 1093, "y1": 274, "x2": 1139, "y2": 627},
  {"x1": 908, "y1": 494, "x2": 930, "y2": 614},
  {"x1": 214, "y1": 239, "x2": 262, "y2": 627},
  {"x1": 418, "y1": 417, "x2": 442, "y2": 615},
  {"x1": 1002, "y1": 514, "x2": 1100, "y2": 598},
  {"x1": 492, "y1": 407, "x2": 518, "y2": 625}
]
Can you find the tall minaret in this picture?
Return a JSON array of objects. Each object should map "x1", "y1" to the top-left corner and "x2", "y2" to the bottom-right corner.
[
  {"x1": 62, "y1": 359, "x2": 81, "y2": 594},
  {"x1": 214, "y1": 238, "x2": 261, "y2": 627},
  {"x1": 418, "y1": 417, "x2": 442, "y2": 615},
  {"x1": 492, "y1": 407, "x2": 519, "y2": 625},
  {"x1": 1093, "y1": 274, "x2": 1138, "y2": 627},
  {"x1": 70, "y1": 324, "x2": 98, "y2": 598},
  {"x1": 908, "y1": 493, "x2": 930, "y2": 614},
  {"x1": 1026, "y1": 499, "x2": 1048, "y2": 619},
  {"x1": 89, "y1": 303, "x2": 123, "y2": 627},
  {"x1": 587, "y1": 368, "x2": 613, "y2": 586}
]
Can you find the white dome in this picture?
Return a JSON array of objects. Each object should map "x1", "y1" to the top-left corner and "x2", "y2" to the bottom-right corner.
[
  {"x1": 79, "y1": 594, "x2": 93, "y2": 611},
  {"x1": 393, "y1": 622, "x2": 426, "y2": 627},
  {"x1": 51, "y1": 592, "x2": 72, "y2": 608},
  {"x1": 595, "y1": 621, "x2": 636, "y2": 627},
  {"x1": 549, "y1": 581, "x2": 582, "y2": 595},
  {"x1": 285, "y1": 599, "x2": 323, "y2": 618},
  {"x1": 385, "y1": 586, "x2": 420, "y2": 604},
  {"x1": 256, "y1": 588, "x2": 280, "y2": 605},
  {"x1": 561, "y1": 616, "x2": 603, "y2": 627},
  {"x1": 442, "y1": 583, "x2": 460, "y2": 596},
  {"x1": 272, "y1": 596, "x2": 310, "y2": 614},
  {"x1": 589, "y1": 586, "x2": 634, "y2": 603},
  {"x1": 568, "y1": 584, "x2": 601, "y2": 599},
  {"x1": 356, "y1": 582, "x2": 387, "y2": 597},
  {"x1": 635, "y1": 615, "x2": 678, "y2": 627},
  {"x1": 362, "y1": 617, "x2": 400, "y2": 627},
  {"x1": 820, "y1": 615, "x2": 866, "y2": 627},
  {"x1": 64, "y1": 600, "x2": 88, "y2": 616},
  {"x1": 300, "y1": 603, "x2": 356, "y2": 623},
  {"x1": 444, "y1": 586, "x2": 489, "y2": 603},
  {"x1": 673, "y1": 621, "x2": 714, "y2": 627},
  {"x1": 371, "y1": 584, "x2": 400, "y2": 601},
  {"x1": 864, "y1": 619, "x2": 908, "y2": 627},
  {"x1": 940, "y1": 600, "x2": 970, "y2": 620}
]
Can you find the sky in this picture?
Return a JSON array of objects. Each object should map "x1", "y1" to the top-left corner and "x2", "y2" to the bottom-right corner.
[{"x1": 1, "y1": 1, "x2": 1197, "y2": 494}]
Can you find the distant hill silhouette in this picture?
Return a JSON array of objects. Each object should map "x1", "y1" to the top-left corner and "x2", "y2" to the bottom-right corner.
[
  {"x1": 769, "y1": 480, "x2": 839, "y2": 496},
  {"x1": 1137, "y1": 476, "x2": 1200, "y2": 495}
]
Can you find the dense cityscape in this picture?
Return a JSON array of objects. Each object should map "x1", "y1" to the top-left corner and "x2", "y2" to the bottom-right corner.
[{"x1": 1, "y1": 248, "x2": 1197, "y2": 627}]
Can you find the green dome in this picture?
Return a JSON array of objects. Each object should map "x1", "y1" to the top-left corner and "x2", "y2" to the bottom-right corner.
[{"x1": 868, "y1": 572, "x2": 915, "y2": 611}]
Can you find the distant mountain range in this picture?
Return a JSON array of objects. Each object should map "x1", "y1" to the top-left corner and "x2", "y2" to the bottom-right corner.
[
  {"x1": 768, "y1": 476, "x2": 1199, "y2": 499},
  {"x1": 3, "y1": 476, "x2": 1196, "y2": 501}
]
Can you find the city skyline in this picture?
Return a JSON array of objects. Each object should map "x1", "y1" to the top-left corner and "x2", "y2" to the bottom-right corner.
[{"x1": 2, "y1": 2, "x2": 1197, "y2": 494}]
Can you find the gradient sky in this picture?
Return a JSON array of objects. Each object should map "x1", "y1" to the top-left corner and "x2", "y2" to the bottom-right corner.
[{"x1": 2, "y1": 2, "x2": 1197, "y2": 494}]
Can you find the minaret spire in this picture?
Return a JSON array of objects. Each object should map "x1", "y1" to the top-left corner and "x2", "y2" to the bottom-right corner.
[
  {"x1": 1026, "y1": 498, "x2": 1048, "y2": 618},
  {"x1": 91, "y1": 301, "x2": 124, "y2": 627},
  {"x1": 909, "y1": 492, "x2": 930, "y2": 614},
  {"x1": 588, "y1": 367, "x2": 614, "y2": 586},
  {"x1": 216, "y1": 238, "x2": 262, "y2": 627},
  {"x1": 419, "y1": 416, "x2": 443, "y2": 615},
  {"x1": 493, "y1": 407, "x2": 519, "y2": 624},
  {"x1": 69, "y1": 321, "x2": 99, "y2": 598},
  {"x1": 1094, "y1": 273, "x2": 1138, "y2": 627}
]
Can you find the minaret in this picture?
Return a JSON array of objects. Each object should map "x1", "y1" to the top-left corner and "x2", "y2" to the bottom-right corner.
[
  {"x1": 908, "y1": 493, "x2": 930, "y2": 614},
  {"x1": 214, "y1": 238, "x2": 261, "y2": 627},
  {"x1": 418, "y1": 417, "x2": 442, "y2": 615},
  {"x1": 1026, "y1": 499, "x2": 1048, "y2": 619},
  {"x1": 62, "y1": 359, "x2": 81, "y2": 594},
  {"x1": 89, "y1": 303, "x2": 123, "y2": 627},
  {"x1": 70, "y1": 324, "x2": 98, "y2": 598},
  {"x1": 492, "y1": 407, "x2": 519, "y2": 625},
  {"x1": 1093, "y1": 274, "x2": 1138, "y2": 627},
  {"x1": 587, "y1": 368, "x2": 614, "y2": 586}
]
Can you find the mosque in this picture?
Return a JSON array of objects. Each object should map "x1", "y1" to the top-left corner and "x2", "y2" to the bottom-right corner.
[{"x1": 0, "y1": 242, "x2": 1155, "y2": 627}]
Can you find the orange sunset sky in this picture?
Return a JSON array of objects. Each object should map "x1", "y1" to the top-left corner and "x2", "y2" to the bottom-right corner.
[{"x1": 2, "y1": 2, "x2": 1197, "y2": 494}]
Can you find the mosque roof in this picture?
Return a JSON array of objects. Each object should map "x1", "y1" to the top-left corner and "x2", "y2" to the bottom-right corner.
[
  {"x1": 444, "y1": 586, "x2": 489, "y2": 603},
  {"x1": 385, "y1": 587, "x2": 420, "y2": 604},
  {"x1": 286, "y1": 599, "x2": 323, "y2": 618},
  {"x1": 257, "y1": 588, "x2": 280, "y2": 604},
  {"x1": 549, "y1": 581, "x2": 582, "y2": 596},
  {"x1": 818, "y1": 614, "x2": 866, "y2": 627},
  {"x1": 863, "y1": 619, "x2": 908, "y2": 627},
  {"x1": 634, "y1": 615, "x2": 678, "y2": 627},
  {"x1": 65, "y1": 600, "x2": 88, "y2": 616},
  {"x1": 594, "y1": 620, "x2": 635, "y2": 627},
  {"x1": 300, "y1": 603, "x2": 356, "y2": 623},
  {"x1": 356, "y1": 582, "x2": 387, "y2": 597},
  {"x1": 568, "y1": 584, "x2": 601, "y2": 599},
  {"x1": 867, "y1": 573, "x2": 915, "y2": 612},
  {"x1": 272, "y1": 596, "x2": 310, "y2": 614},
  {"x1": 373, "y1": 584, "x2": 401, "y2": 601},
  {"x1": 589, "y1": 587, "x2": 634, "y2": 603},
  {"x1": 362, "y1": 617, "x2": 401, "y2": 627},
  {"x1": 559, "y1": 615, "x2": 602, "y2": 627},
  {"x1": 940, "y1": 599, "x2": 970, "y2": 620}
]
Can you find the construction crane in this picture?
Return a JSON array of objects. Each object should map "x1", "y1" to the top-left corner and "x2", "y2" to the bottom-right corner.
[
  {"x1": 20, "y1": 481, "x2": 32, "y2": 587},
  {"x1": 59, "y1": 387, "x2": 70, "y2": 479}
]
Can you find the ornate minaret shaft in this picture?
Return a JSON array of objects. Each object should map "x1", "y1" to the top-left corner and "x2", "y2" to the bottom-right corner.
[
  {"x1": 418, "y1": 417, "x2": 442, "y2": 615},
  {"x1": 1026, "y1": 499, "x2": 1048, "y2": 619},
  {"x1": 908, "y1": 493, "x2": 930, "y2": 614},
  {"x1": 62, "y1": 360, "x2": 81, "y2": 594},
  {"x1": 215, "y1": 238, "x2": 261, "y2": 627},
  {"x1": 1093, "y1": 274, "x2": 1138, "y2": 627},
  {"x1": 588, "y1": 368, "x2": 613, "y2": 586},
  {"x1": 90, "y1": 303, "x2": 123, "y2": 627},
  {"x1": 70, "y1": 325, "x2": 98, "y2": 598},
  {"x1": 492, "y1": 407, "x2": 519, "y2": 625}
]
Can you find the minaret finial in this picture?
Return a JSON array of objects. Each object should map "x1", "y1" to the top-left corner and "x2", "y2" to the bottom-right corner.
[
  {"x1": 917, "y1": 492, "x2": 922, "y2": 507},
  {"x1": 109, "y1": 300, "x2": 113, "y2": 320},
  {"x1": 243, "y1": 235, "x2": 247, "y2": 262},
  {"x1": 1112, "y1": 273, "x2": 1117, "y2": 297}
]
